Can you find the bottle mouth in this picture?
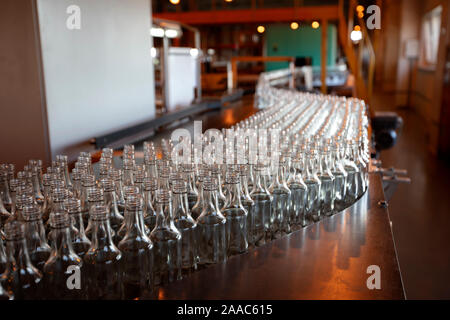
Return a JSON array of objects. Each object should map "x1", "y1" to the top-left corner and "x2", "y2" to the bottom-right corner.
[
  {"x1": 50, "y1": 212, "x2": 70, "y2": 228},
  {"x1": 64, "y1": 198, "x2": 81, "y2": 214},
  {"x1": 89, "y1": 204, "x2": 109, "y2": 221},
  {"x1": 22, "y1": 204, "x2": 42, "y2": 221}
]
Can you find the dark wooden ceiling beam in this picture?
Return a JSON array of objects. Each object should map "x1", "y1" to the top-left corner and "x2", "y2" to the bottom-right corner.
[{"x1": 153, "y1": 5, "x2": 339, "y2": 25}]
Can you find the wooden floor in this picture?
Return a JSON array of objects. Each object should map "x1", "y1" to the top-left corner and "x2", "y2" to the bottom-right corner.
[{"x1": 372, "y1": 91, "x2": 450, "y2": 299}]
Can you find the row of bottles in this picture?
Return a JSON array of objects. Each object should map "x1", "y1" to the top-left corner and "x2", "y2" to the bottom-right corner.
[{"x1": 0, "y1": 87, "x2": 370, "y2": 300}]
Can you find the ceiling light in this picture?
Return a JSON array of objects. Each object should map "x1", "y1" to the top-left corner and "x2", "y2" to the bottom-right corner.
[
  {"x1": 312, "y1": 21, "x2": 320, "y2": 29},
  {"x1": 290, "y1": 22, "x2": 299, "y2": 30},
  {"x1": 170, "y1": 0, "x2": 180, "y2": 5},
  {"x1": 165, "y1": 29, "x2": 179, "y2": 38},
  {"x1": 350, "y1": 30, "x2": 363, "y2": 42},
  {"x1": 150, "y1": 27, "x2": 165, "y2": 37},
  {"x1": 257, "y1": 25, "x2": 265, "y2": 33}
]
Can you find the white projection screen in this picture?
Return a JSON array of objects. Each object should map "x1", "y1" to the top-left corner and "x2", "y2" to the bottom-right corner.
[{"x1": 36, "y1": 0, "x2": 155, "y2": 158}]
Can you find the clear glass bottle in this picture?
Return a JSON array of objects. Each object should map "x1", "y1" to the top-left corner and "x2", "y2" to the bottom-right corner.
[
  {"x1": 123, "y1": 158, "x2": 135, "y2": 187},
  {"x1": 211, "y1": 165, "x2": 226, "y2": 209},
  {"x1": 22, "y1": 204, "x2": 51, "y2": 271},
  {"x1": 222, "y1": 173, "x2": 248, "y2": 256},
  {"x1": 1, "y1": 220, "x2": 43, "y2": 300},
  {"x1": 110, "y1": 169, "x2": 125, "y2": 213},
  {"x1": 100, "y1": 178, "x2": 124, "y2": 232},
  {"x1": 83, "y1": 204, "x2": 123, "y2": 299},
  {"x1": 191, "y1": 168, "x2": 207, "y2": 220},
  {"x1": 47, "y1": 187, "x2": 69, "y2": 233},
  {"x1": 80, "y1": 174, "x2": 96, "y2": 225},
  {"x1": 196, "y1": 176, "x2": 227, "y2": 265},
  {"x1": 0, "y1": 235, "x2": 6, "y2": 274},
  {"x1": 343, "y1": 140, "x2": 359, "y2": 206},
  {"x1": 303, "y1": 149, "x2": 321, "y2": 222},
  {"x1": 71, "y1": 168, "x2": 82, "y2": 199},
  {"x1": 118, "y1": 195, "x2": 154, "y2": 299},
  {"x1": 0, "y1": 171, "x2": 12, "y2": 213},
  {"x1": 317, "y1": 146, "x2": 335, "y2": 217},
  {"x1": 183, "y1": 164, "x2": 198, "y2": 210},
  {"x1": 43, "y1": 212, "x2": 83, "y2": 299},
  {"x1": 172, "y1": 180, "x2": 198, "y2": 273},
  {"x1": 249, "y1": 164, "x2": 270, "y2": 245},
  {"x1": 150, "y1": 189, "x2": 182, "y2": 286},
  {"x1": 64, "y1": 198, "x2": 91, "y2": 258},
  {"x1": 143, "y1": 177, "x2": 157, "y2": 231},
  {"x1": 30, "y1": 166, "x2": 44, "y2": 205},
  {"x1": 239, "y1": 165, "x2": 255, "y2": 247},
  {"x1": 287, "y1": 152, "x2": 308, "y2": 229},
  {"x1": 330, "y1": 142, "x2": 347, "y2": 212},
  {"x1": 268, "y1": 159, "x2": 291, "y2": 239},
  {"x1": 8, "y1": 179, "x2": 19, "y2": 217},
  {"x1": 84, "y1": 187, "x2": 105, "y2": 238}
]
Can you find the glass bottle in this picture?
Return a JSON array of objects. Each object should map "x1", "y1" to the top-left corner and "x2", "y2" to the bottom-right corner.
[
  {"x1": 268, "y1": 159, "x2": 291, "y2": 239},
  {"x1": 191, "y1": 167, "x2": 207, "y2": 220},
  {"x1": 0, "y1": 235, "x2": 6, "y2": 274},
  {"x1": 84, "y1": 187, "x2": 105, "y2": 238},
  {"x1": 183, "y1": 164, "x2": 198, "y2": 210},
  {"x1": 303, "y1": 149, "x2": 321, "y2": 222},
  {"x1": 211, "y1": 165, "x2": 226, "y2": 209},
  {"x1": 143, "y1": 177, "x2": 157, "y2": 231},
  {"x1": 41, "y1": 174, "x2": 52, "y2": 223},
  {"x1": 150, "y1": 189, "x2": 182, "y2": 286},
  {"x1": 64, "y1": 198, "x2": 91, "y2": 258},
  {"x1": 287, "y1": 152, "x2": 308, "y2": 229},
  {"x1": 238, "y1": 165, "x2": 255, "y2": 247},
  {"x1": 80, "y1": 174, "x2": 96, "y2": 225},
  {"x1": 343, "y1": 140, "x2": 359, "y2": 206},
  {"x1": 0, "y1": 196, "x2": 10, "y2": 225},
  {"x1": 354, "y1": 139, "x2": 367, "y2": 198},
  {"x1": 249, "y1": 164, "x2": 270, "y2": 245},
  {"x1": 110, "y1": 169, "x2": 125, "y2": 213},
  {"x1": 330, "y1": 142, "x2": 348, "y2": 212},
  {"x1": 0, "y1": 171, "x2": 12, "y2": 213},
  {"x1": 1, "y1": 220, "x2": 43, "y2": 300},
  {"x1": 172, "y1": 180, "x2": 198, "y2": 273},
  {"x1": 196, "y1": 176, "x2": 227, "y2": 265},
  {"x1": 8, "y1": 179, "x2": 19, "y2": 216},
  {"x1": 222, "y1": 173, "x2": 248, "y2": 256},
  {"x1": 83, "y1": 204, "x2": 123, "y2": 299},
  {"x1": 118, "y1": 195, "x2": 154, "y2": 299},
  {"x1": 22, "y1": 204, "x2": 51, "y2": 271},
  {"x1": 43, "y1": 212, "x2": 83, "y2": 300},
  {"x1": 100, "y1": 178, "x2": 124, "y2": 232},
  {"x1": 122, "y1": 159, "x2": 135, "y2": 187},
  {"x1": 318, "y1": 146, "x2": 335, "y2": 217},
  {"x1": 30, "y1": 165, "x2": 44, "y2": 205},
  {"x1": 47, "y1": 187, "x2": 69, "y2": 234},
  {"x1": 71, "y1": 168, "x2": 82, "y2": 199}
]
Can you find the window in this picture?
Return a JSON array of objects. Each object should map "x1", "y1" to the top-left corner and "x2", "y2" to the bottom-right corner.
[{"x1": 420, "y1": 6, "x2": 442, "y2": 67}]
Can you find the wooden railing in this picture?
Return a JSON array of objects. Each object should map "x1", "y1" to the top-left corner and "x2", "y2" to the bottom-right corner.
[{"x1": 338, "y1": 0, "x2": 376, "y2": 104}]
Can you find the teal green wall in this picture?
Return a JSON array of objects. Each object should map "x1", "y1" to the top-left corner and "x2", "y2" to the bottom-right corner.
[{"x1": 265, "y1": 23, "x2": 337, "y2": 71}]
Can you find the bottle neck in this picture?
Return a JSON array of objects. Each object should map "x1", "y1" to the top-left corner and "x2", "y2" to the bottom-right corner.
[
  {"x1": 50, "y1": 226, "x2": 76, "y2": 257},
  {"x1": 225, "y1": 183, "x2": 243, "y2": 209},
  {"x1": 104, "y1": 191, "x2": 121, "y2": 218},
  {"x1": 91, "y1": 220, "x2": 116, "y2": 249},
  {"x1": 124, "y1": 206, "x2": 147, "y2": 239},
  {"x1": 173, "y1": 192, "x2": 189, "y2": 219},
  {"x1": 155, "y1": 201, "x2": 173, "y2": 229},
  {"x1": 23, "y1": 220, "x2": 48, "y2": 248},
  {"x1": 6, "y1": 238, "x2": 34, "y2": 270},
  {"x1": 202, "y1": 189, "x2": 220, "y2": 215}
]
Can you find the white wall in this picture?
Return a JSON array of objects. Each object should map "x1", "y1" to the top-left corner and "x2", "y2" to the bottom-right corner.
[
  {"x1": 167, "y1": 47, "x2": 198, "y2": 111},
  {"x1": 37, "y1": 0, "x2": 155, "y2": 157}
]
